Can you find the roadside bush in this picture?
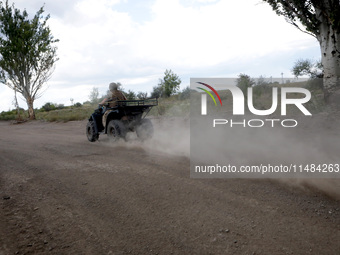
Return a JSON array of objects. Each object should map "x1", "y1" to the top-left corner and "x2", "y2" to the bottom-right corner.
[
  {"x1": 55, "y1": 104, "x2": 65, "y2": 110},
  {"x1": 252, "y1": 84, "x2": 271, "y2": 97},
  {"x1": 0, "y1": 108, "x2": 27, "y2": 120},
  {"x1": 178, "y1": 86, "x2": 190, "y2": 100},
  {"x1": 41, "y1": 102, "x2": 56, "y2": 112},
  {"x1": 0, "y1": 110, "x2": 16, "y2": 120}
]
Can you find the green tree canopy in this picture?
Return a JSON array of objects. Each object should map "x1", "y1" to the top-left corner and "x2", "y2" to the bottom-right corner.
[
  {"x1": 236, "y1": 74, "x2": 255, "y2": 96},
  {"x1": 0, "y1": 1, "x2": 59, "y2": 119},
  {"x1": 151, "y1": 84, "x2": 164, "y2": 98},
  {"x1": 158, "y1": 69, "x2": 181, "y2": 98},
  {"x1": 292, "y1": 59, "x2": 323, "y2": 78},
  {"x1": 137, "y1": 91, "x2": 148, "y2": 99},
  {"x1": 262, "y1": 0, "x2": 340, "y2": 103},
  {"x1": 125, "y1": 89, "x2": 136, "y2": 100}
]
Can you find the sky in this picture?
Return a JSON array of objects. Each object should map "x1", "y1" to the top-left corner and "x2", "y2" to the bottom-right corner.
[{"x1": 0, "y1": 0, "x2": 321, "y2": 112}]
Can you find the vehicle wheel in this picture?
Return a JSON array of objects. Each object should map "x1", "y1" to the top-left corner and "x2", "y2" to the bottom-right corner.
[
  {"x1": 107, "y1": 120, "x2": 126, "y2": 141},
  {"x1": 136, "y1": 118, "x2": 154, "y2": 141},
  {"x1": 86, "y1": 121, "x2": 99, "y2": 142}
]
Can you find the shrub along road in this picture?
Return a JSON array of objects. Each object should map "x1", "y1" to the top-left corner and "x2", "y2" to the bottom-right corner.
[{"x1": 0, "y1": 120, "x2": 339, "y2": 254}]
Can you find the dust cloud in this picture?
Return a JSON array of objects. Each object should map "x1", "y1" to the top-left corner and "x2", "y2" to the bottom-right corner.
[
  {"x1": 100, "y1": 114, "x2": 340, "y2": 199},
  {"x1": 191, "y1": 112, "x2": 340, "y2": 199},
  {"x1": 142, "y1": 117, "x2": 190, "y2": 157},
  {"x1": 102, "y1": 117, "x2": 190, "y2": 157}
]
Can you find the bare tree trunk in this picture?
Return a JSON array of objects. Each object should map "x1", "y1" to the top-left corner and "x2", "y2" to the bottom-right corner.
[
  {"x1": 318, "y1": 22, "x2": 340, "y2": 110},
  {"x1": 26, "y1": 97, "x2": 36, "y2": 120},
  {"x1": 13, "y1": 89, "x2": 22, "y2": 120}
]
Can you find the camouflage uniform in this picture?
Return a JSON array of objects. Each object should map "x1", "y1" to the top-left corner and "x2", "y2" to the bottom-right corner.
[{"x1": 102, "y1": 90, "x2": 127, "y2": 127}]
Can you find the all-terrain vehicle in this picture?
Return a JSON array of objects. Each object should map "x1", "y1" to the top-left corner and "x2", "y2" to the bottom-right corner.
[{"x1": 86, "y1": 98, "x2": 158, "y2": 142}]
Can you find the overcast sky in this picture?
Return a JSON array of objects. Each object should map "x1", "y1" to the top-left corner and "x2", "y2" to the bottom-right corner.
[{"x1": 0, "y1": 0, "x2": 320, "y2": 112}]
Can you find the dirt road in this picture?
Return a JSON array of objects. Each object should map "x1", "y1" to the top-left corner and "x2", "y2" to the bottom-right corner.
[{"x1": 0, "y1": 119, "x2": 339, "y2": 254}]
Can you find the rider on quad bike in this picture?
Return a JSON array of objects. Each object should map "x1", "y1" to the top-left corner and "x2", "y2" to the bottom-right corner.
[
  {"x1": 99, "y1": 82, "x2": 127, "y2": 128},
  {"x1": 86, "y1": 82, "x2": 157, "y2": 142}
]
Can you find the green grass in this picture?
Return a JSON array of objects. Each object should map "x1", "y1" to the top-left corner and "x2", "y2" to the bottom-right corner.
[
  {"x1": 35, "y1": 105, "x2": 96, "y2": 122},
  {"x1": 0, "y1": 105, "x2": 96, "y2": 122},
  {"x1": 0, "y1": 98, "x2": 190, "y2": 122}
]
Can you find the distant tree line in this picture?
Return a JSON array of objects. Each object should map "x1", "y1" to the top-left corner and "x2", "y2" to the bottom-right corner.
[{"x1": 88, "y1": 69, "x2": 189, "y2": 105}]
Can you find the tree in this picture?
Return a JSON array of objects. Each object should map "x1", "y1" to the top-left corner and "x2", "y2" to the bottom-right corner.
[
  {"x1": 12, "y1": 88, "x2": 22, "y2": 120},
  {"x1": 236, "y1": 74, "x2": 255, "y2": 96},
  {"x1": 151, "y1": 84, "x2": 163, "y2": 98},
  {"x1": 41, "y1": 102, "x2": 56, "y2": 112},
  {"x1": 137, "y1": 91, "x2": 148, "y2": 99},
  {"x1": 256, "y1": 75, "x2": 269, "y2": 86},
  {"x1": 89, "y1": 87, "x2": 99, "y2": 104},
  {"x1": 0, "y1": 1, "x2": 59, "y2": 119},
  {"x1": 126, "y1": 90, "x2": 136, "y2": 100},
  {"x1": 262, "y1": 0, "x2": 340, "y2": 102},
  {"x1": 158, "y1": 69, "x2": 181, "y2": 97},
  {"x1": 292, "y1": 58, "x2": 323, "y2": 78}
]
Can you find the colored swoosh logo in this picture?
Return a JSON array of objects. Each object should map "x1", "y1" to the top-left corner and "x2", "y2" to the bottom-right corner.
[{"x1": 197, "y1": 82, "x2": 222, "y2": 106}]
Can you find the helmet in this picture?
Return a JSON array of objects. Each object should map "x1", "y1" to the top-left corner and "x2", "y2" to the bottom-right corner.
[{"x1": 109, "y1": 82, "x2": 119, "y2": 91}]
